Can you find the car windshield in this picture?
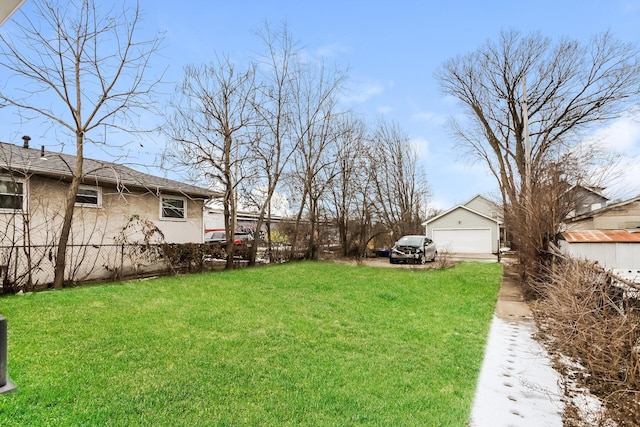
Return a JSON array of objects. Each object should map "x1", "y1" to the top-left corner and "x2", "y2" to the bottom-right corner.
[{"x1": 397, "y1": 236, "x2": 423, "y2": 246}]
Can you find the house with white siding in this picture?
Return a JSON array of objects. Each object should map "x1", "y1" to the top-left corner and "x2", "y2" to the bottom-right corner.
[{"x1": 0, "y1": 139, "x2": 213, "y2": 289}]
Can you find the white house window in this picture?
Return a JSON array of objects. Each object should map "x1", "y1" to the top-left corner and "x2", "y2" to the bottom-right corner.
[
  {"x1": 75, "y1": 186, "x2": 101, "y2": 207},
  {"x1": 0, "y1": 177, "x2": 25, "y2": 211},
  {"x1": 161, "y1": 197, "x2": 186, "y2": 219}
]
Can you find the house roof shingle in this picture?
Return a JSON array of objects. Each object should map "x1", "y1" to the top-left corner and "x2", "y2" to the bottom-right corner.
[{"x1": 0, "y1": 141, "x2": 213, "y2": 199}]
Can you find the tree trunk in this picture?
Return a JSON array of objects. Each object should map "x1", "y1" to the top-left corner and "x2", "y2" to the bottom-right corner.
[
  {"x1": 289, "y1": 187, "x2": 308, "y2": 260},
  {"x1": 53, "y1": 134, "x2": 84, "y2": 288},
  {"x1": 224, "y1": 179, "x2": 235, "y2": 270},
  {"x1": 307, "y1": 198, "x2": 318, "y2": 260}
]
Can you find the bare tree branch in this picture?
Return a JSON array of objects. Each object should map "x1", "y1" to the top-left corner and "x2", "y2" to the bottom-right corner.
[
  {"x1": 436, "y1": 29, "x2": 640, "y2": 278},
  {"x1": 0, "y1": 0, "x2": 164, "y2": 288}
]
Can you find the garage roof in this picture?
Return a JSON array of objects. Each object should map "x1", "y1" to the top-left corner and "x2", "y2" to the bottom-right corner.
[
  {"x1": 562, "y1": 229, "x2": 640, "y2": 243},
  {"x1": 423, "y1": 204, "x2": 499, "y2": 226}
]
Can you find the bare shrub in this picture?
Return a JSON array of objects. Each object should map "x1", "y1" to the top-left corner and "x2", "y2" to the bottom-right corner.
[
  {"x1": 433, "y1": 250, "x2": 454, "y2": 269},
  {"x1": 533, "y1": 258, "x2": 640, "y2": 424},
  {"x1": 115, "y1": 215, "x2": 165, "y2": 275}
]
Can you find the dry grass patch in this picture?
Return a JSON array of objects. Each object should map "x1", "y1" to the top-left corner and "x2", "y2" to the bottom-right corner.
[{"x1": 532, "y1": 258, "x2": 640, "y2": 425}]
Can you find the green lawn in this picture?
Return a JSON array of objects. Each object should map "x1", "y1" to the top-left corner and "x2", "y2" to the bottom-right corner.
[{"x1": 0, "y1": 261, "x2": 501, "y2": 426}]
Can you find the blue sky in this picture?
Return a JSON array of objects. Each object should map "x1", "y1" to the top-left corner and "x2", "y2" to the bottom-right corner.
[{"x1": 2, "y1": 0, "x2": 640, "y2": 209}]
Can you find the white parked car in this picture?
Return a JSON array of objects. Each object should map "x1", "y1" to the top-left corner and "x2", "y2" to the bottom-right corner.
[{"x1": 389, "y1": 235, "x2": 437, "y2": 264}]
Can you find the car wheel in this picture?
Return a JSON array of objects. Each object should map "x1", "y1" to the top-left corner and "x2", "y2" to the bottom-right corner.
[{"x1": 389, "y1": 258, "x2": 396, "y2": 264}]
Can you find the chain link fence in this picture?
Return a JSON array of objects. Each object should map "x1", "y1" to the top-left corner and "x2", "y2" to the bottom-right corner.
[{"x1": 0, "y1": 242, "x2": 237, "y2": 294}]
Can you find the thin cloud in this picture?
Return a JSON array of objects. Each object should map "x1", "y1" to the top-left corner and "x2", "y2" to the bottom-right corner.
[
  {"x1": 412, "y1": 111, "x2": 447, "y2": 125},
  {"x1": 315, "y1": 42, "x2": 352, "y2": 58},
  {"x1": 581, "y1": 108, "x2": 640, "y2": 199},
  {"x1": 586, "y1": 108, "x2": 640, "y2": 152},
  {"x1": 376, "y1": 105, "x2": 393, "y2": 115},
  {"x1": 341, "y1": 77, "x2": 385, "y2": 104},
  {"x1": 411, "y1": 136, "x2": 430, "y2": 158},
  {"x1": 603, "y1": 155, "x2": 640, "y2": 200}
]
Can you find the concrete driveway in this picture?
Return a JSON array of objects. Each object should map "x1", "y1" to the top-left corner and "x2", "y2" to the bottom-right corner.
[
  {"x1": 351, "y1": 252, "x2": 498, "y2": 268},
  {"x1": 446, "y1": 252, "x2": 499, "y2": 262}
]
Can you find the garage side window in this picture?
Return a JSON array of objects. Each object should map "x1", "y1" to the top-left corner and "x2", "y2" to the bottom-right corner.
[
  {"x1": 0, "y1": 177, "x2": 25, "y2": 211},
  {"x1": 75, "y1": 186, "x2": 101, "y2": 207},
  {"x1": 161, "y1": 197, "x2": 186, "y2": 219}
]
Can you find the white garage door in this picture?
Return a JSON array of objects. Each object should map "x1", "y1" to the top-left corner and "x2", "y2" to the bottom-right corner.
[{"x1": 432, "y1": 228, "x2": 492, "y2": 253}]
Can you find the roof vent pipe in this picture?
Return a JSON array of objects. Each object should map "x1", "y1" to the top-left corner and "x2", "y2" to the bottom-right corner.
[{"x1": 22, "y1": 135, "x2": 31, "y2": 149}]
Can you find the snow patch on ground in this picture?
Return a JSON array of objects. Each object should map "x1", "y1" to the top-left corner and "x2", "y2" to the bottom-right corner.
[
  {"x1": 558, "y1": 355, "x2": 618, "y2": 426},
  {"x1": 469, "y1": 315, "x2": 565, "y2": 426}
]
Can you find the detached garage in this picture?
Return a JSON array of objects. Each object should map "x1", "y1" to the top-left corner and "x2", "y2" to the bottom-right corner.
[
  {"x1": 559, "y1": 229, "x2": 640, "y2": 282},
  {"x1": 423, "y1": 205, "x2": 499, "y2": 254}
]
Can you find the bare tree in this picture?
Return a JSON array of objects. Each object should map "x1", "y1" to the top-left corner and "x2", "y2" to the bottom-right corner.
[
  {"x1": 165, "y1": 56, "x2": 256, "y2": 269},
  {"x1": 288, "y1": 60, "x2": 346, "y2": 260},
  {"x1": 329, "y1": 114, "x2": 372, "y2": 257},
  {"x1": 436, "y1": 30, "x2": 640, "y2": 277},
  {"x1": 368, "y1": 119, "x2": 431, "y2": 240},
  {"x1": 0, "y1": 0, "x2": 163, "y2": 288},
  {"x1": 241, "y1": 22, "x2": 300, "y2": 265}
]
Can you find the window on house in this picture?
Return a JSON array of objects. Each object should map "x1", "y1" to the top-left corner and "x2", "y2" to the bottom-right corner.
[
  {"x1": 0, "y1": 177, "x2": 25, "y2": 211},
  {"x1": 161, "y1": 197, "x2": 186, "y2": 219},
  {"x1": 75, "y1": 186, "x2": 101, "y2": 207}
]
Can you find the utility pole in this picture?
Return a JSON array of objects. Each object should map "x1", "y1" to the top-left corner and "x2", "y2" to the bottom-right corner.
[{"x1": 522, "y1": 76, "x2": 532, "y2": 201}]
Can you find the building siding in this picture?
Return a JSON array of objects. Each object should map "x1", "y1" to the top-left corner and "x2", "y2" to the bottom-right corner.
[
  {"x1": 566, "y1": 200, "x2": 640, "y2": 231},
  {"x1": 559, "y1": 241, "x2": 640, "y2": 270},
  {"x1": 426, "y1": 206, "x2": 499, "y2": 253},
  {"x1": 3, "y1": 175, "x2": 205, "y2": 246},
  {"x1": 1, "y1": 174, "x2": 206, "y2": 289}
]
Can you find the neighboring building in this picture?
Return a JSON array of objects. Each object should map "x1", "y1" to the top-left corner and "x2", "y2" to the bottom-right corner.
[
  {"x1": 565, "y1": 184, "x2": 610, "y2": 218},
  {"x1": 203, "y1": 199, "x2": 286, "y2": 236},
  {"x1": 564, "y1": 195, "x2": 640, "y2": 231},
  {"x1": 0, "y1": 140, "x2": 213, "y2": 288},
  {"x1": 559, "y1": 229, "x2": 640, "y2": 282},
  {"x1": 559, "y1": 193, "x2": 640, "y2": 282},
  {"x1": 423, "y1": 195, "x2": 500, "y2": 254}
]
